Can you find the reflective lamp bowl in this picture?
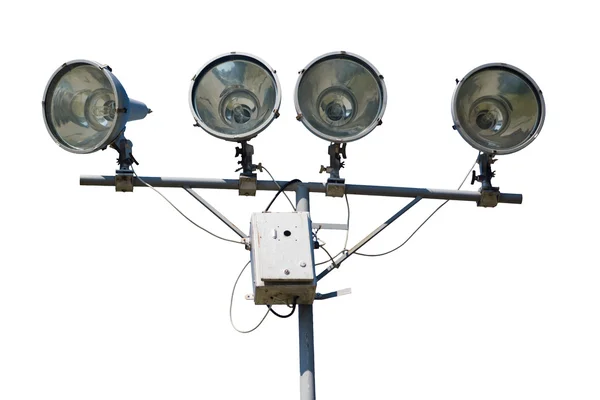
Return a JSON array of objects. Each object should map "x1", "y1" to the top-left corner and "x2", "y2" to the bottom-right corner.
[
  {"x1": 42, "y1": 60, "x2": 148, "y2": 154},
  {"x1": 189, "y1": 52, "x2": 281, "y2": 142},
  {"x1": 452, "y1": 63, "x2": 545, "y2": 155},
  {"x1": 295, "y1": 51, "x2": 387, "y2": 143}
]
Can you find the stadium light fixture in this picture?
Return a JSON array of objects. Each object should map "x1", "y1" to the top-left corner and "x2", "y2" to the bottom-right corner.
[
  {"x1": 452, "y1": 63, "x2": 545, "y2": 155},
  {"x1": 295, "y1": 51, "x2": 387, "y2": 196},
  {"x1": 189, "y1": 52, "x2": 281, "y2": 195},
  {"x1": 451, "y1": 63, "x2": 545, "y2": 205},
  {"x1": 189, "y1": 52, "x2": 281, "y2": 142},
  {"x1": 42, "y1": 60, "x2": 150, "y2": 154},
  {"x1": 295, "y1": 51, "x2": 386, "y2": 143}
]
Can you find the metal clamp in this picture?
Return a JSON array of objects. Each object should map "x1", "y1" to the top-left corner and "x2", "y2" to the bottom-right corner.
[
  {"x1": 110, "y1": 132, "x2": 138, "y2": 192},
  {"x1": 236, "y1": 141, "x2": 259, "y2": 196},
  {"x1": 472, "y1": 152, "x2": 500, "y2": 207},
  {"x1": 320, "y1": 143, "x2": 346, "y2": 197},
  {"x1": 478, "y1": 189, "x2": 500, "y2": 207}
]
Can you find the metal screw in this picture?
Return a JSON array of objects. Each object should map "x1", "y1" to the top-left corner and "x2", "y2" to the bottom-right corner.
[
  {"x1": 284, "y1": 269, "x2": 290, "y2": 275},
  {"x1": 300, "y1": 261, "x2": 306, "y2": 268}
]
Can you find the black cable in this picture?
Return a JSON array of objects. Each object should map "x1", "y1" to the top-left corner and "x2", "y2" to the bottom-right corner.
[
  {"x1": 354, "y1": 201, "x2": 447, "y2": 257},
  {"x1": 267, "y1": 297, "x2": 298, "y2": 318},
  {"x1": 264, "y1": 179, "x2": 302, "y2": 212},
  {"x1": 320, "y1": 246, "x2": 338, "y2": 268}
]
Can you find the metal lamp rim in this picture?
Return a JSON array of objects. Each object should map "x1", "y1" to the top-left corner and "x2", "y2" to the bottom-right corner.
[
  {"x1": 294, "y1": 51, "x2": 387, "y2": 143},
  {"x1": 189, "y1": 52, "x2": 282, "y2": 142},
  {"x1": 451, "y1": 62, "x2": 545, "y2": 155},
  {"x1": 42, "y1": 59, "x2": 129, "y2": 154}
]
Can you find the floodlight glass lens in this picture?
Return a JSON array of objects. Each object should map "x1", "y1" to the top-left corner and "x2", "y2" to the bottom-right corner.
[
  {"x1": 221, "y1": 89, "x2": 259, "y2": 126},
  {"x1": 317, "y1": 87, "x2": 357, "y2": 127},
  {"x1": 296, "y1": 55, "x2": 385, "y2": 142},
  {"x1": 48, "y1": 65, "x2": 116, "y2": 151},
  {"x1": 191, "y1": 58, "x2": 278, "y2": 140},
  {"x1": 454, "y1": 66, "x2": 543, "y2": 154}
]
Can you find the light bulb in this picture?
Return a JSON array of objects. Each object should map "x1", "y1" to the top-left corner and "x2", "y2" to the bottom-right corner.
[{"x1": 85, "y1": 88, "x2": 116, "y2": 131}]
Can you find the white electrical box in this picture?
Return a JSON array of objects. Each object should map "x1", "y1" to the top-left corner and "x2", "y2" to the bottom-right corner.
[{"x1": 249, "y1": 212, "x2": 316, "y2": 305}]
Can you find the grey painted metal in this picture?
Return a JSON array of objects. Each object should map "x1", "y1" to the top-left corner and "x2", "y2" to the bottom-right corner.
[
  {"x1": 315, "y1": 288, "x2": 351, "y2": 300},
  {"x1": 296, "y1": 185, "x2": 316, "y2": 400},
  {"x1": 81, "y1": 175, "x2": 241, "y2": 189},
  {"x1": 80, "y1": 175, "x2": 522, "y2": 204},
  {"x1": 183, "y1": 188, "x2": 247, "y2": 239},
  {"x1": 317, "y1": 197, "x2": 423, "y2": 282},
  {"x1": 312, "y1": 222, "x2": 348, "y2": 231},
  {"x1": 298, "y1": 305, "x2": 315, "y2": 400},
  {"x1": 345, "y1": 185, "x2": 520, "y2": 204}
]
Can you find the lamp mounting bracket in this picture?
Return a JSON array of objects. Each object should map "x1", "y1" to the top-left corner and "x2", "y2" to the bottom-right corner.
[
  {"x1": 235, "y1": 141, "x2": 263, "y2": 196},
  {"x1": 320, "y1": 143, "x2": 346, "y2": 197},
  {"x1": 110, "y1": 131, "x2": 138, "y2": 192},
  {"x1": 471, "y1": 152, "x2": 500, "y2": 207}
]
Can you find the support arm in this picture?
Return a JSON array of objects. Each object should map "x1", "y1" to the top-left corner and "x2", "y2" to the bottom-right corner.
[
  {"x1": 183, "y1": 188, "x2": 247, "y2": 240},
  {"x1": 317, "y1": 197, "x2": 422, "y2": 282}
]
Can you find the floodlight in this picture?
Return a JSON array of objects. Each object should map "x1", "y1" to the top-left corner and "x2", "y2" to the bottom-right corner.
[
  {"x1": 42, "y1": 60, "x2": 150, "y2": 154},
  {"x1": 452, "y1": 63, "x2": 545, "y2": 155},
  {"x1": 295, "y1": 51, "x2": 387, "y2": 143},
  {"x1": 189, "y1": 52, "x2": 281, "y2": 142}
]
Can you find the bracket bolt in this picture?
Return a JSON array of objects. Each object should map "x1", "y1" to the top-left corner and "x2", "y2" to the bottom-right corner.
[
  {"x1": 300, "y1": 261, "x2": 306, "y2": 268},
  {"x1": 284, "y1": 269, "x2": 290, "y2": 275}
]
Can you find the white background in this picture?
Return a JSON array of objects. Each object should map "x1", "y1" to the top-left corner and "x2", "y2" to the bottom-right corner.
[{"x1": 1, "y1": 1, "x2": 599, "y2": 399}]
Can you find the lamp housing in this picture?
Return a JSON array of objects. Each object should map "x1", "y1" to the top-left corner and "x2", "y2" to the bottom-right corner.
[
  {"x1": 42, "y1": 60, "x2": 149, "y2": 154},
  {"x1": 451, "y1": 63, "x2": 545, "y2": 155},
  {"x1": 189, "y1": 52, "x2": 281, "y2": 142},
  {"x1": 295, "y1": 51, "x2": 387, "y2": 143}
]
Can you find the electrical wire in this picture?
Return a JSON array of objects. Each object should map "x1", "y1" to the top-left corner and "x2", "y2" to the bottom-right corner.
[
  {"x1": 313, "y1": 194, "x2": 351, "y2": 266},
  {"x1": 315, "y1": 250, "x2": 344, "y2": 266},
  {"x1": 343, "y1": 194, "x2": 350, "y2": 251},
  {"x1": 353, "y1": 202, "x2": 448, "y2": 257},
  {"x1": 261, "y1": 166, "x2": 296, "y2": 211},
  {"x1": 354, "y1": 155, "x2": 479, "y2": 257},
  {"x1": 267, "y1": 297, "x2": 298, "y2": 318},
  {"x1": 131, "y1": 168, "x2": 245, "y2": 245},
  {"x1": 264, "y1": 179, "x2": 302, "y2": 212},
  {"x1": 319, "y1": 245, "x2": 338, "y2": 269},
  {"x1": 230, "y1": 261, "x2": 270, "y2": 333}
]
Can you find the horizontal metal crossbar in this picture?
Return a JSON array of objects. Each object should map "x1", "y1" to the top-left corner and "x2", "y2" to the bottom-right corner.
[{"x1": 80, "y1": 175, "x2": 523, "y2": 204}]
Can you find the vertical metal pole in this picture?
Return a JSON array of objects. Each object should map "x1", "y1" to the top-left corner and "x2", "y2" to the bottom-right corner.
[{"x1": 296, "y1": 184, "x2": 315, "y2": 400}]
